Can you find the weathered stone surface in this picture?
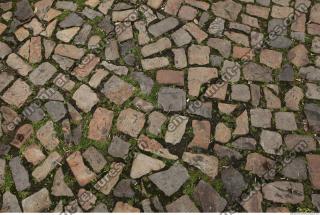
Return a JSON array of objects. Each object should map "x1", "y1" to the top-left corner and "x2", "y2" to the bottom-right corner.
[
  {"x1": 284, "y1": 134, "x2": 316, "y2": 152},
  {"x1": 54, "y1": 44, "x2": 85, "y2": 60},
  {"x1": 113, "y1": 202, "x2": 140, "y2": 212},
  {"x1": 52, "y1": 167, "x2": 74, "y2": 197},
  {"x1": 275, "y1": 112, "x2": 297, "y2": 131},
  {"x1": 1, "y1": 79, "x2": 32, "y2": 108},
  {"x1": 83, "y1": 146, "x2": 107, "y2": 173},
  {"x1": 22, "y1": 188, "x2": 52, "y2": 212},
  {"x1": 88, "y1": 107, "x2": 113, "y2": 141},
  {"x1": 282, "y1": 157, "x2": 307, "y2": 181},
  {"x1": 245, "y1": 153, "x2": 275, "y2": 178},
  {"x1": 158, "y1": 87, "x2": 186, "y2": 112},
  {"x1": 221, "y1": 166, "x2": 248, "y2": 200},
  {"x1": 306, "y1": 154, "x2": 320, "y2": 189},
  {"x1": 130, "y1": 153, "x2": 165, "y2": 179},
  {"x1": 232, "y1": 137, "x2": 257, "y2": 150},
  {"x1": 188, "y1": 120, "x2": 211, "y2": 149},
  {"x1": 215, "y1": 122, "x2": 231, "y2": 143},
  {"x1": 10, "y1": 124, "x2": 33, "y2": 149},
  {"x1": 9, "y1": 157, "x2": 30, "y2": 192},
  {"x1": 165, "y1": 115, "x2": 188, "y2": 145},
  {"x1": 32, "y1": 151, "x2": 62, "y2": 182},
  {"x1": 304, "y1": 103, "x2": 320, "y2": 132},
  {"x1": 212, "y1": 0, "x2": 242, "y2": 21},
  {"x1": 250, "y1": 108, "x2": 272, "y2": 128},
  {"x1": 37, "y1": 121, "x2": 59, "y2": 151},
  {"x1": 260, "y1": 130, "x2": 283, "y2": 155},
  {"x1": 188, "y1": 44, "x2": 210, "y2": 65},
  {"x1": 15, "y1": 0, "x2": 34, "y2": 21},
  {"x1": 182, "y1": 152, "x2": 218, "y2": 179},
  {"x1": 23, "y1": 144, "x2": 45, "y2": 166},
  {"x1": 67, "y1": 151, "x2": 96, "y2": 186},
  {"x1": 188, "y1": 67, "x2": 218, "y2": 97},
  {"x1": 108, "y1": 136, "x2": 130, "y2": 159},
  {"x1": 213, "y1": 144, "x2": 243, "y2": 160},
  {"x1": 73, "y1": 85, "x2": 99, "y2": 113},
  {"x1": 45, "y1": 101, "x2": 66, "y2": 122},
  {"x1": 101, "y1": 75, "x2": 134, "y2": 105},
  {"x1": 149, "y1": 163, "x2": 189, "y2": 196},
  {"x1": 241, "y1": 191, "x2": 263, "y2": 212},
  {"x1": 262, "y1": 181, "x2": 304, "y2": 204},
  {"x1": 166, "y1": 195, "x2": 199, "y2": 212},
  {"x1": 2, "y1": 191, "x2": 22, "y2": 212},
  {"x1": 116, "y1": 108, "x2": 145, "y2": 138},
  {"x1": 147, "y1": 111, "x2": 166, "y2": 136},
  {"x1": 148, "y1": 17, "x2": 179, "y2": 37},
  {"x1": 113, "y1": 179, "x2": 135, "y2": 198}
]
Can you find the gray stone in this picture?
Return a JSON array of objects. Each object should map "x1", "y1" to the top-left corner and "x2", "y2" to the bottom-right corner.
[
  {"x1": 108, "y1": 136, "x2": 130, "y2": 159},
  {"x1": 250, "y1": 108, "x2": 272, "y2": 128},
  {"x1": 9, "y1": 157, "x2": 30, "y2": 192},
  {"x1": 275, "y1": 112, "x2": 298, "y2": 131},
  {"x1": 149, "y1": 163, "x2": 189, "y2": 196},
  {"x1": 171, "y1": 28, "x2": 192, "y2": 47},
  {"x1": 45, "y1": 101, "x2": 66, "y2": 122},
  {"x1": 279, "y1": 64, "x2": 294, "y2": 82},
  {"x1": 304, "y1": 103, "x2": 320, "y2": 132},
  {"x1": 262, "y1": 181, "x2": 304, "y2": 204},
  {"x1": 23, "y1": 103, "x2": 46, "y2": 122},
  {"x1": 55, "y1": 1, "x2": 77, "y2": 11},
  {"x1": 52, "y1": 168, "x2": 73, "y2": 197},
  {"x1": 52, "y1": 54, "x2": 75, "y2": 70},
  {"x1": 91, "y1": 203, "x2": 109, "y2": 212},
  {"x1": 15, "y1": 0, "x2": 34, "y2": 21},
  {"x1": 22, "y1": 188, "x2": 52, "y2": 212},
  {"x1": 113, "y1": 179, "x2": 135, "y2": 198},
  {"x1": 74, "y1": 24, "x2": 92, "y2": 45},
  {"x1": 82, "y1": 7, "x2": 103, "y2": 20},
  {"x1": 221, "y1": 166, "x2": 248, "y2": 200},
  {"x1": 130, "y1": 72, "x2": 154, "y2": 95},
  {"x1": 269, "y1": 36, "x2": 293, "y2": 49},
  {"x1": 312, "y1": 194, "x2": 320, "y2": 212},
  {"x1": 243, "y1": 62, "x2": 273, "y2": 82},
  {"x1": 299, "y1": 66, "x2": 320, "y2": 81},
  {"x1": 213, "y1": 144, "x2": 243, "y2": 160},
  {"x1": 193, "y1": 180, "x2": 227, "y2": 212},
  {"x1": 166, "y1": 195, "x2": 199, "y2": 212},
  {"x1": 260, "y1": 130, "x2": 283, "y2": 155},
  {"x1": 211, "y1": 0, "x2": 242, "y2": 21},
  {"x1": 59, "y1": 13, "x2": 84, "y2": 28},
  {"x1": 231, "y1": 84, "x2": 251, "y2": 102},
  {"x1": 208, "y1": 17, "x2": 225, "y2": 36},
  {"x1": 232, "y1": 137, "x2": 257, "y2": 150},
  {"x1": 268, "y1": 19, "x2": 287, "y2": 35},
  {"x1": 98, "y1": 16, "x2": 114, "y2": 34},
  {"x1": 2, "y1": 191, "x2": 22, "y2": 212},
  {"x1": 284, "y1": 134, "x2": 316, "y2": 152},
  {"x1": 29, "y1": 62, "x2": 57, "y2": 86},
  {"x1": 188, "y1": 101, "x2": 212, "y2": 119},
  {"x1": 83, "y1": 146, "x2": 107, "y2": 173},
  {"x1": 148, "y1": 17, "x2": 179, "y2": 37},
  {"x1": 281, "y1": 157, "x2": 307, "y2": 180},
  {"x1": 158, "y1": 87, "x2": 186, "y2": 112}
]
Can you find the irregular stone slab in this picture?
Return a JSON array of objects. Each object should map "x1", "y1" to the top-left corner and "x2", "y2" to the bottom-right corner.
[
  {"x1": 215, "y1": 122, "x2": 231, "y2": 143},
  {"x1": 243, "y1": 62, "x2": 273, "y2": 82},
  {"x1": 158, "y1": 87, "x2": 186, "y2": 112},
  {"x1": 262, "y1": 181, "x2": 304, "y2": 204},
  {"x1": 72, "y1": 54, "x2": 100, "y2": 80},
  {"x1": 182, "y1": 152, "x2": 218, "y2": 179},
  {"x1": 193, "y1": 180, "x2": 227, "y2": 212},
  {"x1": 88, "y1": 107, "x2": 113, "y2": 141},
  {"x1": 1, "y1": 79, "x2": 32, "y2": 108},
  {"x1": 148, "y1": 17, "x2": 179, "y2": 37},
  {"x1": 138, "y1": 135, "x2": 178, "y2": 160},
  {"x1": 113, "y1": 202, "x2": 140, "y2": 212},
  {"x1": 45, "y1": 101, "x2": 67, "y2": 122},
  {"x1": 213, "y1": 144, "x2": 243, "y2": 160},
  {"x1": 233, "y1": 110, "x2": 249, "y2": 135},
  {"x1": 164, "y1": 0, "x2": 183, "y2": 15},
  {"x1": 91, "y1": 203, "x2": 109, "y2": 212},
  {"x1": 149, "y1": 163, "x2": 189, "y2": 196},
  {"x1": 141, "y1": 37, "x2": 171, "y2": 57},
  {"x1": 250, "y1": 108, "x2": 272, "y2": 128},
  {"x1": 231, "y1": 84, "x2": 251, "y2": 102},
  {"x1": 306, "y1": 154, "x2": 320, "y2": 189},
  {"x1": 221, "y1": 166, "x2": 248, "y2": 200},
  {"x1": 241, "y1": 191, "x2": 263, "y2": 212},
  {"x1": 299, "y1": 66, "x2": 320, "y2": 81},
  {"x1": 279, "y1": 64, "x2": 294, "y2": 82},
  {"x1": 23, "y1": 144, "x2": 45, "y2": 166},
  {"x1": 94, "y1": 162, "x2": 124, "y2": 195},
  {"x1": 156, "y1": 70, "x2": 184, "y2": 86},
  {"x1": 10, "y1": 124, "x2": 33, "y2": 149},
  {"x1": 171, "y1": 28, "x2": 192, "y2": 47},
  {"x1": 108, "y1": 136, "x2": 130, "y2": 159},
  {"x1": 101, "y1": 75, "x2": 134, "y2": 105},
  {"x1": 59, "y1": 13, "x2": 83, "y2": 28},
  {"x1": 2, "y1": 191, "x2": 22, "y2": 212},
  {"x1": 130, "y1": 153, "x2": 165, "y2": 179},
  {"x1": 147, "y1": 111, "x2": 167, "y2": 136},
  {"x1": 288, "y1": 44, "x2": 309, "y2": 67},
  {"x1": 246, "y1": 4, "x2": 270, "y2": 19},
  {"x1": 166, "y1": 195, "x2": 199, "y2": 212},
  {"x1": 188, "y1": 120, "x2": 211, "y2": 149},
  {"x1": 54, "y1": 44, "x2": 85, "y2": 60},
  {"x1": 212, "y1": 0, "x2": 242, "y2": 21},
  {"x1": 67, "y1": 151, "x2": 96, "y2": 186},
  {"x1": 15, "y1": 0, "x2": 34, "y2": 21},
  {"x1": 37, "y1": 121, "x2": 59, "y2": 151},
  {"x1": 133, "y1": 97, "x2": 154, "y2": 113},
  {"x1": 245, "y1": 153, "x2": 275, "y2": 178},
  {"x1": 188, "y1": 67, "x2": 218, "y2": 97},
  {"x1": 284, "y1": 134, "x2": 316, "y2": 152},
  {"x1": 73, "y1": 85, "x2": 99, "y2": 113},
  {"x1": 101, "y1": 61, "x2": 128, "y2": 76},
  {"x1": 89, "y1": 69, "x2": 109, "y2": 89},
  {"x1": 9, "y1": 157, "x2": 30, "y2": 192},
  {"x1": 141, "y1": 57, "x2": 169, "y2": 70},
  {"x1": 113, "y1": 179, "x2": 135, "y2": 198},
  {"x1": 32, "y1": 151, "x2": 62, "y2": 182},
  {"x1": 304, "y1": 103, "x2": 320, "y2": 132},
  {"x1": 52, "y1": 167, "x2": 73, "y2": 197},
  {"x1": 188, "y1": 101, "x2": 212, "y2": 119},
  {"x1": 275, "y1": 112, "x2": 297, "y2": 131},
  {"x1": 22, "y1": 188, "x2": 52, "y2": 212},
  {"x1": 312, "y1": 194, "x2": 320, "y2": 212},
  {"x1": 83, "y1": 146, "x2": 107, "y2": 173},
  {"x1": 260, "y1": 130, "x2": 283, "y2": 155},
  {"x1": 6, "y1": 53, "x2": 32, "y2": 76},
  {"x1": 165, "y1": 115, "x2": 188, "y2": 145},
  {"x1": 188, "y1": 44, "x2": 210, "y2": 65},
  {"x1": 64, "y1": 200, "x2": 83, "y2": 213},
  {"x1": 282, "y1": 157, "x2": 307, "y2": 181},
  {"x1": 117, "y1": 108, "x2": 145, "y2": 138},
  {"x1": 285, "y1": 86, "x2": 304, "y2": 111}
]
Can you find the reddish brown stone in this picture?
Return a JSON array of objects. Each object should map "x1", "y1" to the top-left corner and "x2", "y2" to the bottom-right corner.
[
  {"x1": 288, "y1": 44, "x2": 309, "y2": 67},
  {"x1": 88, "y1": 107, "x2": 114, "y2": 141},
  {"x1": 188, "y1": 120, "x2": 211, "y2": 149},
  {"x1": 306, "y1": 154, "x2": 320, "y2": 190},
  {"x1": 72, "y1": 54, "x2": 100, "y2": 80},
  {"x1": 156, "y1": 70, "x2": 184, "y2": 86},
  {"x1": 29, "y1": 36, "x2": 42, "y2": 63},
  {"x1": 10, "y1": 124, "x2": 33, "y2": 149}
]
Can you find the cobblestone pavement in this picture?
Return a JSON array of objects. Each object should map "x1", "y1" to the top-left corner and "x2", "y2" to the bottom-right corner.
[{"x1": 0, "y1": 0, "x2": 320, "y2": 213}]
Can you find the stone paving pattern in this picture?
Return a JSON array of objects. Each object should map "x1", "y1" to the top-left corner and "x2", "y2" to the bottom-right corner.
[{"x1": 0, "y1": 0, "x2": 320, "y2": 213}]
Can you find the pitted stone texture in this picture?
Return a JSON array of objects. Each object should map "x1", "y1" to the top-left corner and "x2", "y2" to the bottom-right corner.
[{"x1": 116, "y1": 108, "x2": 145, "y2": 138}]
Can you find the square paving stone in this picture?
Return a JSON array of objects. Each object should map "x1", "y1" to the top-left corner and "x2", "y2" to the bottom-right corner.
[
  {"x1": 158, "y1": 87, "x2": 186, "y2": 112},
  {"x1": 1, "y1": 79, "x2": 32, "y2": 108}
]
